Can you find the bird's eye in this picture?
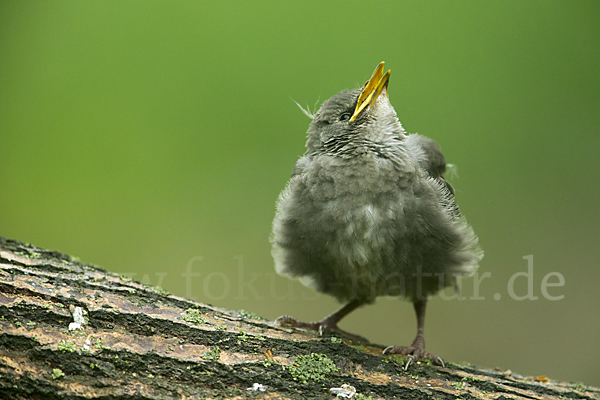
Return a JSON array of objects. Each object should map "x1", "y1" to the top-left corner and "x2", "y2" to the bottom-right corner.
[{"x1": 339, "y1": 113, "x2": 351, "y2": 122}]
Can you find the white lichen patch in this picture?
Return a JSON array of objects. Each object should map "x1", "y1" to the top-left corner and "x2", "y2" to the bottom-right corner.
[
  {"x1": 68, "y1": 306, "x2": 86, "y2": 331},
  {"x1": 331, "y1": 384, "x2": 356, "y2": 398},
  {"x1": 246, "y1": 383, "x2": 266, "y2": 392}
]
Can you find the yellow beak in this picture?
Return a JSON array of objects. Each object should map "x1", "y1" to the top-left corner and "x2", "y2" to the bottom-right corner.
[{"x1": 349, "y1": 61, "x2": 391, "y2": 123}]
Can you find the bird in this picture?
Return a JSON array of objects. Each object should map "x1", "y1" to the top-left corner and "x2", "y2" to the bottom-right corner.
[{"x1": 270, "y1": 62, "x2": 483, "y2": 368}]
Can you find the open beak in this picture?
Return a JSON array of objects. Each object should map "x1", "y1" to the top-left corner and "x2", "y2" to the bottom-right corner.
[{"x1": 349, "y1": 61, "x2": 391, "y2": 123}]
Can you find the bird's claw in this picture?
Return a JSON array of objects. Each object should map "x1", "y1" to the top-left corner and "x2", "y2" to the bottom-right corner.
[
  {"x1": 405, "y1": 355, "x2": 414, "y2": 370},
  {"x1": 383, "y1": 345, "x2": 445, "y2": 369},
  {"x1": 435, "y1": 356, "x2": 445, "y2": 367},
  {"x1": 318, "y1": 325, "x2": 327, "y2": 336},
  {"x1": 275, "y1": 315, "x2": 337, "y2": 334},
  {"x1": 275, "y1": 315, "x2": 299, "y2": 328},
  {"x1": 275, "y1": 315, "x2": 365, "y2": 341}
]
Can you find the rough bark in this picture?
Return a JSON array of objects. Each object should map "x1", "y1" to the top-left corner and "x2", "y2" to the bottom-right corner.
[{"x1": 0, "y1": 236, "x2": 597, "y2": 400}]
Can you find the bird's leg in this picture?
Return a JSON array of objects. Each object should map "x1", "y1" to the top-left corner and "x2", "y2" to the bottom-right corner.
[
  {"x1": 276, "y1": 299, "x2": 364, "y2": 339},
  {"x1": 383, "y1": 298, "x2": 445, "y2": 369}
]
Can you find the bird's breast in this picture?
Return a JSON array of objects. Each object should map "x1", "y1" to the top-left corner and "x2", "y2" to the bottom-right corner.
[
  {"x1": 304, "y1": 153, "x2": 412, "y2": 202},
  {"x1": 296, "y1": 155, "x2": 409, "y2": 272}
]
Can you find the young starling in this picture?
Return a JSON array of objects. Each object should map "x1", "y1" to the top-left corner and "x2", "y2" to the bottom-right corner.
[{"x1": 271, "y1": 62, "x2": 483, "y2": 368}]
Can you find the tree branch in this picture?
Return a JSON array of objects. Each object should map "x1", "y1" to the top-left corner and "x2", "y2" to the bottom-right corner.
[{"x1": 0, "y1": 236, "x2": 596, "y2": 399}]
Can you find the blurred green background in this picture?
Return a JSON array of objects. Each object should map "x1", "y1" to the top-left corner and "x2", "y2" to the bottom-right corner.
[{"x1": 1, "y1": 0, "x2": 599, "y2": 386}]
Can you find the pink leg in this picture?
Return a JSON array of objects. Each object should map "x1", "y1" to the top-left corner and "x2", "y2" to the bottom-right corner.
[{"x1": 383, "y1": 298, "x2": 445, "y2": 369}]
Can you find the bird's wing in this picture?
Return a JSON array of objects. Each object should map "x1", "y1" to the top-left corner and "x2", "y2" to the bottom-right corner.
[
  {"x1": 405, "y1": 134, "x2": 461, "y2": 218},
  {"x1": 406, "y1": 134, "x2": 454, "y2": 192}
]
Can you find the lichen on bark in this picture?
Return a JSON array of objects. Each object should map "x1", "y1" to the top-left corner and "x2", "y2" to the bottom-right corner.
[{"x1": 0, "y1": 236, "x2": 598, "y2": 399}]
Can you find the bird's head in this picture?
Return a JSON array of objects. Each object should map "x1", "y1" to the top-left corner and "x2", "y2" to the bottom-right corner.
[{"x1": 306, "y1": 62, "x2": 406, "y2": 157}]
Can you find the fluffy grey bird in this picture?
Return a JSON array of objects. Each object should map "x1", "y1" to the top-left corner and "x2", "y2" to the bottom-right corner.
[{"x1": 271, "y1": 62, "x2": 483, "y2": 368}]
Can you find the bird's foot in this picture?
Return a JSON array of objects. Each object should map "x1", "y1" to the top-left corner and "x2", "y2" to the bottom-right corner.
[
  {"x1": 383, "y1": 341, "x2": 445, "y2": 370},
  {"x1": 275, "y1": 315, "x2": 364, "y2": 341}
]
